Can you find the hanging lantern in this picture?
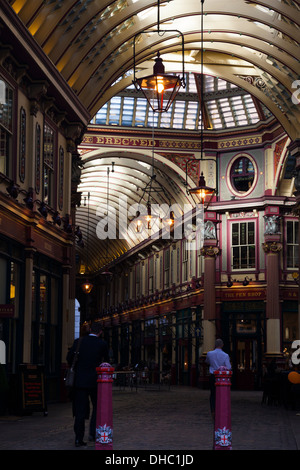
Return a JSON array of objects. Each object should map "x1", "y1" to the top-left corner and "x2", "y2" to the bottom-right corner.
[
  {"x1": 81, "y1": 280, "x2": 93, "y2": 294},
  {"x1": 134, "y1": 53, "x2": 183, "y2": 113},
  {"x1": 189, "y1": 172, "x2": 215, "y2": 201}
]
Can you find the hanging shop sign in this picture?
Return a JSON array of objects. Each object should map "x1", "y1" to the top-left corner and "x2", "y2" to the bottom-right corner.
[{"x1": 221, "y1": 288, "x2": 265, "y2": 301}]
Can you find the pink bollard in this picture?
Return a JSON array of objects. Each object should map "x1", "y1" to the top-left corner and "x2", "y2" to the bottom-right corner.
[
  {"x1": 95, "y1": 362, "x2": 114, "y2": 450},
  {"x1": 213, "y1": 367, "x2": 232, "y2": 450}
]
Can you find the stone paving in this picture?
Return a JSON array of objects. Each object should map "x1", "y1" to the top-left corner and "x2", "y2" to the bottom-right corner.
[{"x1": 0, "y1": 385, "x2": 299, "y2": 451}]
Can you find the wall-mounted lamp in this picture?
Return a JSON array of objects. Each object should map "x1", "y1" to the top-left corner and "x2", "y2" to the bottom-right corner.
[
  {"x1": 52, "y1": 211, "x2": 61, "y2": 226},
  {"x1": 75, "y1": 226, "x2": 84, "y2": 248},
  {"x1": 227, "y1": 276, "x2": 234, "y2": 288},
  {"x1": 6, "y1": 181, "x2": 19, "y2": 199},
  {"x1": 38, "y1": 202, "x2": 48, "y2": 218},
  {"x1": 23, "y1": 189, "x2": 34, "y2": 210},
  {"x1": 242, "y1": 276, "x2": 252, "y2": 286},
  {"x1": 63, "y1": 214, "x2": 73, "y2": 233}
]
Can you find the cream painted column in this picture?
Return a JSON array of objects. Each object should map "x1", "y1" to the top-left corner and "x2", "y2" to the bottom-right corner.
[
  {"x1": 262, "y1": 238, "x2": 282, "y2": 357},
  {"x1": 61, "y1": 266, "x2": 73, "y2": 362},
  {"x1": 200, "y1": 243, "x2": 220, "y2": 355},
  {"x1": 23, "y1": 248, "x2": 35, "y2": 363}
]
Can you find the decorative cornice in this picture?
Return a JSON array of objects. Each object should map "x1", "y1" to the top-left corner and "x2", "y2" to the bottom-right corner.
[
  {"x1": 262, "y1": 241, "x2": 283, "y2": 253},
  {"x1": 200, "y1": 246, "x2": 221, "y2": 258}
]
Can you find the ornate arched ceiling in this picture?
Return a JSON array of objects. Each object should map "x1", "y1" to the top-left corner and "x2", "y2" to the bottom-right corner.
[
  {"x1": 75, "y1": 148, "x2": 197, "y2": 273},
  {"x1": 8, "y1": 0, "x2": 300, "y2": 139},
  {"x1": 6, "y1": 0, "x2": 300, "y2": 273}
]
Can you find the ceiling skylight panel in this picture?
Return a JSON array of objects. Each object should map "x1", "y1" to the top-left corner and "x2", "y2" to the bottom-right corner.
[
  {"x1": 160, "y1": 107, "x2": 173, "y2": 128},
  {"x1": 217, "y1": 79, "x2": 228, "y2": 90},
  {"x1": 173, "y1": 101, "x2": 185, "y2": 128},
  {"x1": 205, "y1": 76, "x2": 215, "y2": 93},
  {"x1": 206, "y1": 100, "x2": 223, "y2": 129},
  {"x1": 108, "y1": 96, "x2": 122, "y2": 125},
  {"x1": 185, "y1": 101, "x2": 198, "y2": 129},
  {"x1": 134, "y1": 97, "x2": 147, "y2": 126},
  {"x1": 121, "y1": 97, "x2": 135, "y2": 126},
  {"x1": 243, "y1": 95, "x2": 260, "y2": 123},
  {"x1": 95, "y1": 103, "x2": 108, "y2": 125},
  {"x1": 188, "y1": 73, "x2": 197, "y2": 93}
]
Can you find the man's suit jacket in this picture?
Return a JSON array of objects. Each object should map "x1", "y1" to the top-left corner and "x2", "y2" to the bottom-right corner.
[{"x1": 67, "y1": 335, "x2": 109, "y2": 389}]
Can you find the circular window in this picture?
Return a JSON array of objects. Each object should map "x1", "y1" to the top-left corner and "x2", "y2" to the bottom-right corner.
[{"x1": 229, "y1": 155, "x2": 256, "y2": 195}]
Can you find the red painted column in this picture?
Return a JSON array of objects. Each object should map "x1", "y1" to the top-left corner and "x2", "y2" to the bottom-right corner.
[
  {"x1": 214, "y1": 367, "x2": 232, "y2": 450},
  {"x1": 95, "y1": 362, "x2": 114, "y2": 450}
]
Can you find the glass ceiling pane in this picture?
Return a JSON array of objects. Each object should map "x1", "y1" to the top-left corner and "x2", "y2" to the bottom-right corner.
[{"x1": 92, "y1": 74, "x2": 271, "y2": 130}]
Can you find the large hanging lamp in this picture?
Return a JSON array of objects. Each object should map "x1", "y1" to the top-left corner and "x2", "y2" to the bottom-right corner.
[
  {"x1": 100, "y1": 165, "x2": 113, "y2": 280},
  {"x1": 188, "y1": 0, "x2": 215, "y2": 205},
  {"x1": 81, "y1": 192, "x2": 93, "y2": 294},
  {"x1": 189, "y1": 171, "x2": 215, "y2": 201},
  {"x1": 133, "y1": 0, "x2": 185, "y2": 113}
]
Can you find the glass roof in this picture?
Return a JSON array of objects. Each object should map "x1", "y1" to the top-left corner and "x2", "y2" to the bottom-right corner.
[{"x1": 91, "y1": 73, "x2": 273, "y2": 131}]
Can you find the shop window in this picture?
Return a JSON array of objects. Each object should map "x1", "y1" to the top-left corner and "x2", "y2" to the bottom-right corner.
[
  {"x1": 58, "y1": 146, "x2": 64, "y2": 210},
  {"x1": 182, "y1": 240, "x2": 188, "y2": 282},
  {"x1": 0, "y1": 258, "x2": 7, "y2": 303},
  {"x1": 164, "y1": 248, "x2": 170, "y2": 288},
  {"x1": 135, "y1": 263, "x2": 140, "y2": 298},
  {"x1": 0, "y1": 78, "x2": 13, "y2": 177},
  {"x1": 35, "y1": 123, "x2": 41, "y2": 194},
  {"x1": 149, "y1": 257, "x2": 154, "y2": 294},
  {"x1": 286, "y1": 220, "x2": 299, "y2": 268},
  {"x1": 145, "y1": 319, "x2": 156, "y2": 337},
  {"x1": 19, "y1": 107, "x2": 26, "y2": 182},
  {"x1": 283, "y1": 306, "x2": 298, "y2": 355},
  {"x1": 43, "y1": 123, "x2": 55, "y2": 206},
  {"x1": 231, "y1": 221, "x2": 256, "y2": 270}
]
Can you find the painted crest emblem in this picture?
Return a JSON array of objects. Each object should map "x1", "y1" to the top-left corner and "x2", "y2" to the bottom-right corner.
[
  {"x1": 96, "y1": 423, "x2": 113, "y2": 444},
  {"x1": 215, "y1": 427, "x2": 232, "y2": 447}
]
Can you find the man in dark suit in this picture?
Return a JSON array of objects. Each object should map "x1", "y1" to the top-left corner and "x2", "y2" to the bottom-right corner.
[{"x1": 67, "y1": 321, "x2": 109, "y2": 447}]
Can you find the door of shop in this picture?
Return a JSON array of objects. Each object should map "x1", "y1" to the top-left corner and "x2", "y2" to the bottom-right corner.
[
  {"x1": 222, "y1": 302, "x2": 265, "y2": 390},
  {"x1": 235, "y1": 338, "x2": 258, "y2": 390}
]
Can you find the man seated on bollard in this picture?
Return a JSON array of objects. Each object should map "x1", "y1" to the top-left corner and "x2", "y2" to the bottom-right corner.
[
  {"x1": 205, "y1": 339, "x2": 231, "y2": 419},
  {"x1": 67, "y1": 322, "x2": 109, "y2": 447}
]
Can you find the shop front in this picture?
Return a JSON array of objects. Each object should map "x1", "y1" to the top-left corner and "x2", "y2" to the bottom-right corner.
[{"x1": 222, "y1": 301, "x2": 265, "y2": 390}]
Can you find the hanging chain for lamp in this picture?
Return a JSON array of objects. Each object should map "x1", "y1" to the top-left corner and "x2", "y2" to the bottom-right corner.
[
  {"x1": 187, "y1": 0, "x2": 215, "y2": 205},
  {"x1": 101, "y1": 163, "x2": 114, "y2": 280},
  {"x1": 133, "y1": 0, "x2": 186, "y2": 113},
  {"x1": 82, "y1": 191, "x2": 93, "y2": 293},
  {"x1": 133, "y1": 106, "x2": 174, "y2": 233}
]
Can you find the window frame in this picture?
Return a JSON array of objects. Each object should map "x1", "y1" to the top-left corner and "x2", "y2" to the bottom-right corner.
[
  {"x1": 229, "y1": 219, "x2": 257, "y2": 272},
  {"x1": 286, "y1": 219, "x2": 299, "y2": 270},
  {"x1": 226, "y1": 153, "x2": 258, "y2": 198}
]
